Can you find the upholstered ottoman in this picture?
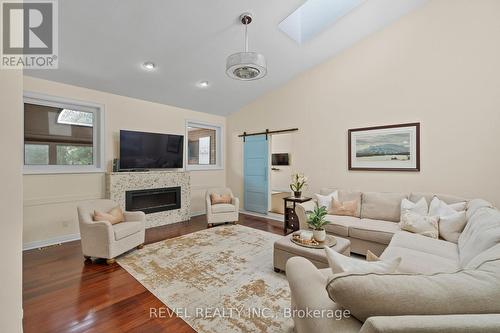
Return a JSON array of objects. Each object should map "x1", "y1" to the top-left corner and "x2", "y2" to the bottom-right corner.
[{"x1": 273, "y1": 232, "x2": 351, "y2": 272}]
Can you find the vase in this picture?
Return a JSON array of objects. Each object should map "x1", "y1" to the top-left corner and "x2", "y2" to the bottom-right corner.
[
  {"x1": 313, "y1": 229, "x2": 326, "y2": 242},
  {"x1": 294, "y1": 191, "x2": 302, "y2": 198}
]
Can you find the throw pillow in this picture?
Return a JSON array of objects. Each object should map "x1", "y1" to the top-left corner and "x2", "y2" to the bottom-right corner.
[
  {"x1": 331, "y1": 199, "x2": 358, "y2": 217},
  {"x1": 93, "y1": 206, "x2": 125, "y2": 225},
  {"x1": 210, "y1": 193, "x2": 232, "y2": 205},
  {"x1": 400, "y1": 197, "x2": 428, "y2": 221},
  {"x1": 315, "y1": 191, "x2": 339, "y2": 209},
  {"x1": 399, "y1": 210, "x2": 439, "y2": 239},
  {"x1": 325, "y1": 246, "x2": 401, "y2": 274},
  {"x1": 366, "y1": 250, "x2": 380, "y2": 262},
  {"x1": 429, "y1": 197, "x2": 467, "y2": 243}
]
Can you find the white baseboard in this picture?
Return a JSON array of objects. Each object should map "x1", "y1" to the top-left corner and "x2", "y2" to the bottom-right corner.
[
  {"x1": 24, "y1": 213, "x2": 205, "y2": 251},
  {"x1": 23, "y1": 233, "x2": 81, "y2": 251},
  {"x1": 240, "y1": 210, "x2": 284, "y2": 223}
]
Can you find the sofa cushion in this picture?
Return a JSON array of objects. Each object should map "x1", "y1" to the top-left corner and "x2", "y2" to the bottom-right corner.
[
  {"x1": 388, "y1": 231, "x2": 459, "y2": 262},
  {"x1": 349, "y1": 219, "x2": 401, "y2": 245},
  {"x1": 324, "y1": 215, "x2": 360, "y2": 237},
  {"x1": 211, "y1": 203, "x2": 236, "y2": 214},
  {"x1": 326, "y1": 265, "x2": 500, "y2": 322},
  {"x1": 113, "y1": 221, "x2": 142, "y2": 240},
  {"x1": 381, "y1": 246, "x2": 460, "y2": 274},
  {"x1": 409, "y1": 192, "x2": 467, "y2": 205},
  {"x1": 361, "y1": 192, "x2": 408, "y2": 222},
  {"x1": 458, "y1": 206, "x2": 500, "y2": 266}
]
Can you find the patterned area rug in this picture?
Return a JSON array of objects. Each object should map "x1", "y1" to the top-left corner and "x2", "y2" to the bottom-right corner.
[{"x1": 117, "y1": 225, "x2": 293, "y2": 333}]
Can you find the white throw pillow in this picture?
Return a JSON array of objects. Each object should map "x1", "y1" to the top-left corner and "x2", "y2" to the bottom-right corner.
[
  {"x1": 399, "y1": 210, "x2": 439, "y2": 239},
  {"x1": 324, "y1": 246, "x2": 401, "y2": 274},
  {"x1": 429, "y1": 197, "x2": 467, "y2": 243},
  {"x1": 315, "y1": 191, "x2": 339, "y2": 209},
  {"x1": 400, "y1": 197, "x2": 428, "y2": 221}
]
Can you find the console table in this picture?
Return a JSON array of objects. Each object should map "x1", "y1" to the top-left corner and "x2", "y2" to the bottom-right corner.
[{"x1": 283, "y1": 196, "x2": 312, "y2": 234}]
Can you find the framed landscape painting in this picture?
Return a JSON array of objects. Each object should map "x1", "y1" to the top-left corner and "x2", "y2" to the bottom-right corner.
[{"x1": 348, "y1": 123, "x2": 420, "y2": 171}]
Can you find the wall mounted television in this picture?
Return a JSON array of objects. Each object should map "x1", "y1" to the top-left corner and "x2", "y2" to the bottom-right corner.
[
  {"x1": 119, "y1": 130, "x2": 184, "y2": 170},
  {"x1": 272, "y1": 153, "x2": 289, "y2": 166}
]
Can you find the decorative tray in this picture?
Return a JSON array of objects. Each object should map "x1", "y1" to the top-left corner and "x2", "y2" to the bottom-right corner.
[{"x1": 291, "y1": 233, "x2": 337, "y2": 249}]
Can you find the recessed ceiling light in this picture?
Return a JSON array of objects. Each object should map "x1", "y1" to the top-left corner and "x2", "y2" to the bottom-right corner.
[
  {"x1": 197, "y1": 80, "x2": 210, "y2": 88},
  {"x1": 142, "y1": 61, "x2": 157, "y2": 71}
]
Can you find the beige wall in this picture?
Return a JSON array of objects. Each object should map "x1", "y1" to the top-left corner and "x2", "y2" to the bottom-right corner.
[
  {"x1": 23, "y1": 76, "x2": 226, "y2": 247},
  {"x1": 227, "y1": 0, "x2": 500, "y2": 207},
  {"x1": 0, "y1": 70, "x2": 23, "y2": 331}
]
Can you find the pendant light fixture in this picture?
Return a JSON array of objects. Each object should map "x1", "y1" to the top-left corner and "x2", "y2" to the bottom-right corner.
[{"x1": 226, "y1": 13, "x2": 267, "y2": 81}]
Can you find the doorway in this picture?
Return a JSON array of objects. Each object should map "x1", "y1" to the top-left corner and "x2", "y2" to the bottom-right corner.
[{"x1": 269, "y1": 133, "x2": 294, "y2": 215}]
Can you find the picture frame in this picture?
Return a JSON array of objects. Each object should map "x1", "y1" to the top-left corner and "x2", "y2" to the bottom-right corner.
[{"x1": 348, "y1": 123, "x2": 420, "y2": 171}]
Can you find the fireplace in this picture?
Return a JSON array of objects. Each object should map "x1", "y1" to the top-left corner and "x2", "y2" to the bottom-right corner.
[{"x1": 125, "y1": 187, "x2": 181, "y2": 214}]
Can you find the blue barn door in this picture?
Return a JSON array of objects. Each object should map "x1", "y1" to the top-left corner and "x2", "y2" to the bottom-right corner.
[{"x1": 244, "y1": 135, "x2": 269, "y2": 214}]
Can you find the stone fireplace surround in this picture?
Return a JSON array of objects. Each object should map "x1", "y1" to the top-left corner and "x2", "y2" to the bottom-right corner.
[{"x1": 106, "y1": 171, "x2": 190, "y2": 228}]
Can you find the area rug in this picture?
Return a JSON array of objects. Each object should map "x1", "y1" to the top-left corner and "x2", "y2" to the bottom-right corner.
[{"x1": 117, "y1": 224, "x2": 294, "y2": 333}]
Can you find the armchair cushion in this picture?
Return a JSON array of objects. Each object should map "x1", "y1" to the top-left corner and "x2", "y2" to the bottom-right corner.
[
  {"x1": 212, "y1": 203, "x2": 236, "y2": 214},
  {"x1": 113, "y1": 221, "x2": 143, "y2": 240}
]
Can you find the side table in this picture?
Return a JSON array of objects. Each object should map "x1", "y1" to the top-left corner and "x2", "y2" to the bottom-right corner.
[{"x1": 283, "y1": 196, "x2": 312, "y2": 234}]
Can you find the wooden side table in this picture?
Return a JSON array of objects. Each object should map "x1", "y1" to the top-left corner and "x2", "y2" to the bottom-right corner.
[{"x1": 283, "y1": 196, "x2": 312, "y2": 234}]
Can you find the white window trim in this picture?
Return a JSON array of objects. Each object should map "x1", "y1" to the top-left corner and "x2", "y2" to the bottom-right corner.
[
  {"x1": 23, "y1": 91, "x2": 106, "y2": 174},
  {"x1": 185, "y1": 120, "x2": 224, "y2": 171}
]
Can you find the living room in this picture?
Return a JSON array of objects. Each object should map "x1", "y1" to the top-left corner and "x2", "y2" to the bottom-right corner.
[{"x1": 1, "y1": 0, "x2": 500, "y2": 332}]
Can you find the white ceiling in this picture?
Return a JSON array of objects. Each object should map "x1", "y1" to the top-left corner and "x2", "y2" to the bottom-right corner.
[{"x1": 25, "y1": 0, "x2": 427, "y2": 116}]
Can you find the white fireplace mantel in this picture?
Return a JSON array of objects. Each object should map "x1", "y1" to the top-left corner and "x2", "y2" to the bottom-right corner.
[{"x1": 106, "y1": 170, "x2": 190, "y2": 228}]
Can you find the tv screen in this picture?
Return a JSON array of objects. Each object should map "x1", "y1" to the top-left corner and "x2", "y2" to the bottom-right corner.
[
  {"x1": 120, "y1": 130, "x2": 184, "y2": 170},
  {"x1": 272, "y1": 153, "x2": 289, "y2": 166}
]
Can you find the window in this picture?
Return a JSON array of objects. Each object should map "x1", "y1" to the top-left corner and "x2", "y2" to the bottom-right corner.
[
  {"x1": 23, "y1": 92, "x2": 104, "y2": 174},
  {"x1": 186, "y1": 121, "x2": 223, "y2": 170}
]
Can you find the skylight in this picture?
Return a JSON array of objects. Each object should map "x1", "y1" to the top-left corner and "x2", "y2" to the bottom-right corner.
[
  {"x1": 279, "y1": 0, "x2": 364, "y2": 44},
  {"x1": 57, "y1": 109, "x2": 94, "y2": 127}
]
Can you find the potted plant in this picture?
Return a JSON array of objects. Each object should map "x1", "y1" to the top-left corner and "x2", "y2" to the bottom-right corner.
[
  {"x1": 290, "y1": 173, "x2": 307, "y2": 198},
  {"x1": 307, "y1": 206, "x2": 330, "y2": 242}
]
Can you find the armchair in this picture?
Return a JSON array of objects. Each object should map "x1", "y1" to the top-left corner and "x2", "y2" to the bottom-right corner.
[
  {"x1": 77, "y1": 199, "x2": 145, "y2": 264},
  {"x1": 205, "y1": 188, "x2": 239, "y2": 227}
]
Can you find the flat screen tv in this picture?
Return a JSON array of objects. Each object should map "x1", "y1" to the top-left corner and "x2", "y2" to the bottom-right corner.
[
  {"x1": 272, "y1": 153, "x2": 289, "y2": 166},
  {"x1": 120, "y1": 130, "x2": 184, "y2": 170}
]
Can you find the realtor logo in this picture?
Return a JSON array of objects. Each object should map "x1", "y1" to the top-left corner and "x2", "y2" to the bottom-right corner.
[{"x1": 1, "y1": 0, "x2": 58, "y2": 69}]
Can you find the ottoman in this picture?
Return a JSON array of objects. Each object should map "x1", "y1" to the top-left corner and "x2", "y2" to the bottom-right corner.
[{"x1": 273, "y1": 232, "x2": 351, "y2": 272}]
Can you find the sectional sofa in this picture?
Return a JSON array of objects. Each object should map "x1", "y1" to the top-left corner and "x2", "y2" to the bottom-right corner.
[
  {"x1": 296, "y1": 188, "x2": 469, "y2": 256},
  {"x1": 288, "y1": 189, "x2": 500, "y2": 332}
]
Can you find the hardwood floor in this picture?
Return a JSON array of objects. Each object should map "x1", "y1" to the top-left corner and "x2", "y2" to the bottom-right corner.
[{"x1": 23, "y1": 214, "x2": 284, "y2": 333}]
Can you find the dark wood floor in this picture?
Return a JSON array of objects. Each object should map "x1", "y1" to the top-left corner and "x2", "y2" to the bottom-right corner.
[{"x1": 23, "y1": 214, "x2": 284, "y2": 333}]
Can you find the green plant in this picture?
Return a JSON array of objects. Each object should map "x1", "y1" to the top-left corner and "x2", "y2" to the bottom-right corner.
[
  {"x1": 290, "y1": 173, "x2": 307, "y2": 192},
  {"x1": 307, "y1": 206, "x2": 331, "y2": 230}
]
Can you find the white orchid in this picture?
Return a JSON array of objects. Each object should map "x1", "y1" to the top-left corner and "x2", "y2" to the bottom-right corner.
[{"x1": 290, "y1": 172, "x2": 308, "y2": 192}]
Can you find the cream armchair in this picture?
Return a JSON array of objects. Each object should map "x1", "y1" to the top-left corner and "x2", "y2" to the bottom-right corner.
[
  {"x1": 205, "y1": 188, "x2": 239, "y2": 227},
  {"x1": 77, "y1": 199, "x2": 145, "y2": 264}
]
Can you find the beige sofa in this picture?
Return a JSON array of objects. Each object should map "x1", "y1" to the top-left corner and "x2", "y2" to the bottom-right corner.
[
  {"x1": 287, "y1": 197, "x2": 500, "y2": 332},
  {"x1": 296, "y1": 188, "x2": 467, "y2": 256}
]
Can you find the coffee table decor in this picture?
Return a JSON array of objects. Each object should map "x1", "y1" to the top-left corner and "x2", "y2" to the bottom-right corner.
[
  {"x1": 273, "y1": 231, "x2": 351, "y2": 272},
  {"x1": 291, "y1": 231, "x2": 337, "y2": 249}
]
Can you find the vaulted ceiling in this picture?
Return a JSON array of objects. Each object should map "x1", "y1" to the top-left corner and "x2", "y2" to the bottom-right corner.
[{"x1": 25, "y1": 0, "x2": 427, "y2": 115}]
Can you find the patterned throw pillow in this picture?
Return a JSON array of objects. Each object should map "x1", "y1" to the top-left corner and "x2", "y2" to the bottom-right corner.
[
  {"x1": 93, "y1": 206, "x2": 125, "y2": 225},
  {"x1": 331, "y1": 199, "x2": 358, "y2": 217},
  {"x1": 210, "y1": 193, "x2": 232, "y2": 205},
  {"x1": 399, "y1": 210, "x2": 439, "y2": 238}
]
